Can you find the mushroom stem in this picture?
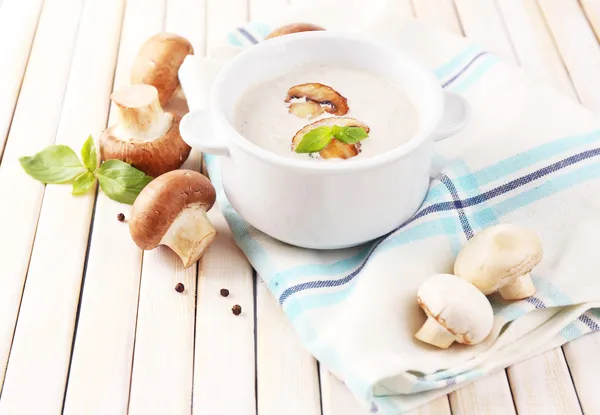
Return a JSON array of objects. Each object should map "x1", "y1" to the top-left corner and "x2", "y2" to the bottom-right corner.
[
  {"x1": 498, "y1": 273, "x2": 536, "y2": 300},
  {"x1": 414, "y1": 316, "x2": 455, "y2": 349},
  {"x1": 111, "y1": 84, "x2": 172, "y2": 141},
  {"x1": 159, "y1": 204, "x2": 217, "y2": 268}
]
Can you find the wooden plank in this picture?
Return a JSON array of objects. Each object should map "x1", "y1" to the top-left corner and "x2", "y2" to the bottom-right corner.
[
  {"x1": 0, "y1": 0, "x2": 44, "y2": 159},
  {"x1": 453, "y1": 0, "x2": 518, "y2": 63},
  {"x1": 562, "y1": 334, "x2": 600, "y2": 415},
  {"x1": 497, "y1": 0, "x2": 577, "y2": 100},
  {"x1": 581, "y1": 0, "x2": 600, "y2": 43},
  {"x1": 449, "y1": 371, "x2": 515, "y2": 415},
  {"x1": 411, "y1": 0, "x2": 462, "y2": 35},
  {"x1": 249, "y1": 0, "x2": 289, "y2": 21},
  {"x1": 0, "y1": 0, "x2": 125, "y2": 412},
  {"x1": 507, "y1": 348, "x2": 582, "y2": 414},
  {"x1": 192, "y1": 208, "x2": 256, "y2": 414},
  {"x1": 61, "y1": 1, "x2": 165, "y2": 414},
  {"x1": 0, "y1": 0, "x2": 84, "y2": 393},
  {"x1": 256, "y1": 279, "x2": 321, "y2": 415},
  {"x1": 127, "y1": 0, "x2": 204, "y2": 413},
  {"x1": 537, "y1": 0, "x2": 600, "y2": 111},
  {"x1": 206, "y1": 0, "x2": 249, "y2": 50}
]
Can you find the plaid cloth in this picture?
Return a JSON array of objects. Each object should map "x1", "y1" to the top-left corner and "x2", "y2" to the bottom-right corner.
[{"x1": 179, "y1": 2, "x2": 600, "y2": 413}]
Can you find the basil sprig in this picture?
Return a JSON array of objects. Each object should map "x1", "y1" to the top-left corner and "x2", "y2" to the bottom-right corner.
[
  {"x1": 295, "y1": 125, "x2": 369, "y2": 154},
  {"x1": 19, "y1": 135, "x2": 153, "y2": 204}
]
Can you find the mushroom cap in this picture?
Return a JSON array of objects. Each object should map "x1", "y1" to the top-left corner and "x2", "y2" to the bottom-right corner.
[
  {"x1": 129, "y1": 170, "x2": 216, "y2": 250},
  {"x1": 265, "y1": 23, "x2": 325, "y2": 40},
  {"x1": 131, "y1": 33, "x2": 194, "y2": 106},
  {"x1": 453, "y1": 224, "x2": 543, "y2": 294},
  {"x1": 417, "y1": 274, "x2": 494, "y2": 345},
  {"x1": 100, "y1": 113, "x2": 191, "y2": 178},
  {"x1": 286, "y1": 83, "x2": 349, "y2": 116}
]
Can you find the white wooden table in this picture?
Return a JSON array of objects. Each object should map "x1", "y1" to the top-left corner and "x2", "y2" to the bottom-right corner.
[{"x1": 0, "y1": 0, "x2": 599, "y2": 414}]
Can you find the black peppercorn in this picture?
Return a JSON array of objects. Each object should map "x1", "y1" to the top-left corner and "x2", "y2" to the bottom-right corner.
[
  {"x1": 220, "y1": 288, "x2": 229, "y2": 297},
  {"x1": 175, "y1": 283, "x2": 185, "y2": 293},
  {"x1": 232, "y1": 304, "x2": 242, "y2": 315},
  {"x1": 117, "y1": 213, "x2": 125, "y2": 222}
]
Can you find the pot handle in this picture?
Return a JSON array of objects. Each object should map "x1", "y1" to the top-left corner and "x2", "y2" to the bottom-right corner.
[
  {"x1": 432, "y1": 91, "x2": 471, "y2": 142},
  {"x1": 180, "y1": 109, "x2": 230, "y2": 157}
]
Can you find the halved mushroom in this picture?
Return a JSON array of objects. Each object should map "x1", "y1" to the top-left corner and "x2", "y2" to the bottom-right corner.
[
  {"x1": 415, "y1": 274, "x2": 494, "y2": 349},
  {"x1": 100, "y1": 84, "x2": 191, "y2": 177},
  {"x1": 131, "y1": 33, "x2": 194, "y2": 107},
  {"x1": 288, "y1": 101, "x2": 325, "y2": 119},
  {"x1": 129, "y1": 169, "x2": 217, "y2": 268},
  {"x1": 454, "y1": 224, "x2": 543, "y2": 300},
  {"x1": 292, "y1": 117, "x2": 369, "y2": 160},
  {"x1": 286, "y1": 83, "x2": 349, "y2": 116},
  {"x1": 265, "y1": 23, "x2": 325, "y2": 40}
]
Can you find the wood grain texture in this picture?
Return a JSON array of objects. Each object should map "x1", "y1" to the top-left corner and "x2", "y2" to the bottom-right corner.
[
  {"x1": 250, "y1": 0, "x2": 290, "y2": 21},
  {"x1": 497, "y1": 0, "x2": 577, "y2": 100},
  {"x1": 453, "y1": 0, "x2": 518, "y2": 63},
  {"x1": 538, "y1": 0, "x2": 600, "y2": 111},
  {"x1": 411, "y1": 0, "x2": 462, "y2": 35},
  {"x1": 0, "y1": 1, "x2": 124, "y2": 412},
  {"x1": 61, "y1": 1, "x2": 165, "y2": 414},
  {"x1": 581, "y1": 0, "x2": 600, "y2": 43},
  {"x1": 449, "y1": 371, "x2": 515, "y2": 415},
  {"x1": 0, "y1": 0, "x2": 84, "y2": 394},
  {"x1": 192, "y1": 210, "x2": 256, "y2": 415},
  {"x1": 507, "y1": 348, "x2": 582, "y2": 415},
  {"x1": 256, "y1": 279, "x2": 321, "y2": 415},
  {"x1": 0, "y1": 0, "x2": 44, "y2": 159},
  {"x1": 562, "y1": 334, "x2": 600, "y2": 415}
]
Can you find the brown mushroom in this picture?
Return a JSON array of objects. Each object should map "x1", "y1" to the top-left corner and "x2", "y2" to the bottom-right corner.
[
  {"x1": 131, "y1": 33, "x2": 194, "y2": 107},
  {"x1": 286, "y1": 83, "x2": 349, "y2": 116},
  {"x1": 265, "y1": 23, "x2": 325, "y2": 40},
  {"x1": 292, "y1": 117, "x2": 369, "y2": 160},
  {"x1": 100, "y1": 84, "x2": 191, "y2": 178},
  {"x1": 129, "y1": 169, "x2": 217, "y2": 268}
]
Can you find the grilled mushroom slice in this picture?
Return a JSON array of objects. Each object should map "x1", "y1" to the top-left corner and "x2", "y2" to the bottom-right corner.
[
  {"x1": 292, "y1": 117, "x2": 369, "y2": 160},
  {"x1": 285, "y1": 83, "x2": 349, "y2": 116},
  {"x1": 265, "y1": 23, "x2": 325, "y2": 40}
]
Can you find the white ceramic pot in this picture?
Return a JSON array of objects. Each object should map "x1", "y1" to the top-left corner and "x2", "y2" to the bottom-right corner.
[{"x1": 179, "y1": 32, "x2": 470, "y2": 249}]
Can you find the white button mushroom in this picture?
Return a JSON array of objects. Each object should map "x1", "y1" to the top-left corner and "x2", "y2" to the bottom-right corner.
[
  {"x1": 131, "y1": 33, "x2": 194, "y2": 107},
  {"x1": 415, "y1": 274, "x2": 494, "y2": 349},
  {"x1": 453, "y1": 224, "x2": 543, "y2": 300},
  {"x1": 100, "y1": 84, "x2": 191, "y2": 177},
  {"x1": 129, "y1": 169, "x2": 217, "y2": 268}
]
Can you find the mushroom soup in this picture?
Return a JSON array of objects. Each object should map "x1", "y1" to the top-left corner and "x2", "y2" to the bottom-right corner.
[{"x1": 233, "y1": 63, "x2": 419, "y2": 160}]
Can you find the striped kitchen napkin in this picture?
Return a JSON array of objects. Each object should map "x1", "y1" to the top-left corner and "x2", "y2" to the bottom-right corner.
[{"x1": 179, "y1": 1, "x2": 600, "y2": 413}]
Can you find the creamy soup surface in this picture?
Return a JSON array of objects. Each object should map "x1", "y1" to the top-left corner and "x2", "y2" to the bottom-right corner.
[{"x1": 233, "y1": 63, "x2": 419, "y2": 160}]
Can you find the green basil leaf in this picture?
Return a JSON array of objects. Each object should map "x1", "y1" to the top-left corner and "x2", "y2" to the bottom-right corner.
[
  {"x1": 96, "y1": 159, "x2": 153, "y2": 205},
  {"x1": 19, "y1": 145, "x2": 87, "y2": 184},
  {"x1": 336, "y1": 126, "x2": 369, "y2": 144},
  {"x1": 81, "y1": 135, "x2": 98, "y2": 171},
  {"x1": 295, "y1": 126, "x2": 333, "y2": 153},
  {"x1": 331, "y1": 125, "x2": 345, "y2": 139},
  {"x1": 72, "y1": 171, "x2": 96, "y2": 195}
]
